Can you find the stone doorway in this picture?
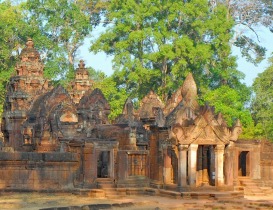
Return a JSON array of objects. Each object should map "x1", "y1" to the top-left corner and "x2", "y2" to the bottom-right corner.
[
  {"x1": 238, "y1": 151, "x2": 250, "y2": 176},
  {"x1": 197, "y1": 145, "x2": 215, "y2": 186},
  {"x1": 97, "y1": 151, "x2": 110, "y2": 178}
]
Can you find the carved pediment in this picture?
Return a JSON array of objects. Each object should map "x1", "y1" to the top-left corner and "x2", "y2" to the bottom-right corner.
[
  {"x1": 78, "y1": 88, "x2": 110, "y2": 125},
  {"x1": 138, "y1": 90, "x2": 164, "y2": 119},
  {"x1": 164, "y1": 86, "x2": 183, "y2": 116},
  {"x1": 60, "y1": 111, "x2": 78, "y2": 123},
  {"x1": 169, "y1": 105, "x2": 231, "y2": 145},
  {"x1": 78, "y1": 88, "x2": 110, "y2": 110}
]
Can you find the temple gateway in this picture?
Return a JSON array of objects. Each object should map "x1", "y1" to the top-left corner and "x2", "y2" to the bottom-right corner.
[{"x1": 0, "y1": 39, "x2": 272, "y2": 193}]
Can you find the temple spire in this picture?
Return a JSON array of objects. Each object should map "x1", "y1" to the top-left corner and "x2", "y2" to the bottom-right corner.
[{"x1": 181, "y1": 73, "x2": 197, "y2": 100}]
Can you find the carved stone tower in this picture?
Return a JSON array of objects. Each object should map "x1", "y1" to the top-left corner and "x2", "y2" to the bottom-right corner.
[
  {"x1": 68, "y1": 60, "x2": 93, "y2": 104},
  {"x1": 1, "y1": 38, "x2": 51, "y2": 151}
]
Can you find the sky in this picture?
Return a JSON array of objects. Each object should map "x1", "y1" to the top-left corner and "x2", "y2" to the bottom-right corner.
[{"x1": 79, "y1": 26, "x2": 273, "y2": 87}]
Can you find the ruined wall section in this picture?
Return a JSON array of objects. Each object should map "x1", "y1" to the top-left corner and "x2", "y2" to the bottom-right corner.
[{"x1": 0, "y1": 152, "x2": 80, "y2": 190}]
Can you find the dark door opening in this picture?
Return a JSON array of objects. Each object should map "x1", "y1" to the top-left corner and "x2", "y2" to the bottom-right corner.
[
  {"x1": 170, "y1": 149, "x2": 178, "y2": 184},
  {"x1": 97, "y1": 151, "x2": 110, "y2": 178},
  {"x1": 238, "y1": 151, "x2": 250, "y2": 176},
  {"x1": 197, "y1": 145, "x2": 215, "y2": 186}
]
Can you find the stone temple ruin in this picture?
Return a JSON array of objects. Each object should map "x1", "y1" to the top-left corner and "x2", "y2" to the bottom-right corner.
[{"x1": 0, "y1": 39, "x2": 273, "y2": 196}]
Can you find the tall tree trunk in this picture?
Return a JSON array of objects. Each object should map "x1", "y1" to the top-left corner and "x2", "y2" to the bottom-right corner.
[{"x1": 162, "y1": 58, "x2": 168, "y2": 101}]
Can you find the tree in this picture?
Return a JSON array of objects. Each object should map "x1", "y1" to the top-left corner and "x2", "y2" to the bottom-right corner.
[
  {"x1": 0, "y1": 0, "x2": 35, "y2": 114},
  {"x1": 202, "y1": 85, "x2": 252, "y2": 126},
  {"x1": 252, "y1": 56, "x2": 273, "y2": 140},
  {"x1": 214, "y1": 0, "x2": 272, "y2": 64},
  {"x1": 94, "y1": 76, "x2": 128, "y2": 120},
  {"x1": 91, "y1": 0, "x2": 251, "y2": 125},
  {"x1": 24, "y1": 0, "x2": 100, "y2": 83}
]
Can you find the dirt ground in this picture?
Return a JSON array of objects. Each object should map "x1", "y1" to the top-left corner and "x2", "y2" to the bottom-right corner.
[{"x1": 1, "y1": 192, "x2": 273, "y2": 210}]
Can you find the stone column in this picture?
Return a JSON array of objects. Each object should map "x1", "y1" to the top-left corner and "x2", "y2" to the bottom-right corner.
[
  {"x1": 178, "y1": 144, "x2": 188, "y2": 187},
  {"x1": 233, "y1": 149, "x2": 239, "y2": 186},
  {"x1": 215, "y1": 145, "x2": 225, "y2": 186},
  {"x1": 251, "y1": 143, "x2": 261, "y2": 179},
  {"x1": 188, "y1": 144, "x2": 198, "y2": 186},
  {"x1": 60, "y1": 141, "x2": 68, "y2": 152},
  {"x1": 197, "y1": 146, "x2": 203, "y2": 186},
  {"x1": 163, "y1": 144, "x2": 172, "y2": 184},
  {"x1": 224, "y1": 142, "x2": 235, "y2": 186},
  {"x1": 109, "y1": 149, "x2": 115, "y2": 179},
  {"x1": 202, "y1": 146, "x2": 209, "y2": 185},
  {"x1": 83, "y1": 144, "x2": 93, "y2": 184}
]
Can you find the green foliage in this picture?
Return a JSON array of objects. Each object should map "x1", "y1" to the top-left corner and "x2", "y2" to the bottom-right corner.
[
  {"x1": 240, "y1": 122, "x2": 264, "y2": 140},
  {"x1": 87, "y1": 67, "x2": 107, "y2": 82},
  {"x1": 24, "y1": 0, "x2": 95, "y2": 83},
  {"x1": 91, "y1": 0, "x2": 251, "y2": 125},
  {"x1": 217, "y1": 0, "x2": 269, "y2": 65},
  {"x1": 234, "y1": 36, "x2": 266, "y2": 64},
  {"x1": 201, "y1": 85, "x2": 252, "y2": 127},
  {"x1": 94, "y1": 76, "x2": 128, "y2": 120},
  {"x1": 0, "y1": 0, "x2": 35, "y2": 114},
  {"x1": 252, "y1": 56, "x2": 273, "y2": 140}
]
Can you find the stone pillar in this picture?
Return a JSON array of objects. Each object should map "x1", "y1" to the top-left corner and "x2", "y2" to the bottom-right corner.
[
  {"x1": 109, "y1": 149, "x2": 115, "y2": 179},
  {"x1": 163, "y1": 144, "x2": 172, "y2": 184},
  {"x1": 202, "y1": 146, "x2": 209, "y2": 185},
  {"x1": 215, "y1": 145, "x2": 225, "y2": 186},
  {"x1": 197, "y1": 146, "x2": 203, "y2": 186},
  {"x1": 233, "y1": 149, "x2": 239, "y2": 186},
  {"x1": 178, "y1": 144, "x2": 188, "y2": 187},
  {"x1": 60, "y1": 141, "x2": 68, "y2": 152},
  {"x1": 224, "y1": 142, "x2": 235, "y2": 186},
  {"x1": 188, "y1": 144, "x2": 198, "y2": 186},
  {"x1": 83, "y1": 144, "x2": 93, "y2": 184},
  {"x1": 251, "y1": 143, "x2": 261, "y2": 179}
]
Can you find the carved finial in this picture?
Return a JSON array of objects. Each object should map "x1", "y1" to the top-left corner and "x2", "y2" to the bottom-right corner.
[
  {"x1": 217, "y1": 113, "x2": 227, "y2": 127},
  {"x1": 181, "y1": 73, "x2": 197, "y2": 99},
  {"x1": 233, "y1": 119, "x2": 242, "y2": 128},
  {"x1": 78, "y1": 60, "x2": 85, "y2": 69},
  {"x1": 230, "y1": 119, "x2": 242, "y2": 142},
  {"x1": 26, "y1": 38, "x2": 34, "y2": 48}
]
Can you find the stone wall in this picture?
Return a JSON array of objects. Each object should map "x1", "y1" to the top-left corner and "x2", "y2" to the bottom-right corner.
[
  {"x1": 260, "y1": 140, "x2": 273, "y2": 183},
  {"x1": 0, "y1": 152, "x2": 80, "y2": 191}
]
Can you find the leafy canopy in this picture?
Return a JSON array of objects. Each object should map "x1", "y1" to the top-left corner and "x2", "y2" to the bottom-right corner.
[
  {"x1": 91, "y1": 0, "x2": 251, "y2": 126},
  {"x1": 252, "y1": 57, "x2": 273, "y2": 140}
]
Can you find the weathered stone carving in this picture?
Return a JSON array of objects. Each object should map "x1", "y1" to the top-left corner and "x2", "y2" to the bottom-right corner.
[
  {"x1": 2, "y1": 38, "x2": 51, "y2": 150},
  {"x1": 21, "y1": 86, "x2": 78, "y2": 151},
  {"x1": 165, "y1": 74, "x2": 199, "y2": 128},
  {"x1": 68, "y1": 60, "x2": 93, "y2": 104},
  {"x1": 138, "y1": 90, "x2": 164, "y2": 121},
  {"x1": 115, "y1": 98, "x2": 135, "y2": 125},
  {"x1": 230, "y1": 119, "x2": 242, "y2": 142},
  {"x1": 78, "y1": 88, "x2": 110, "y2": 126}
]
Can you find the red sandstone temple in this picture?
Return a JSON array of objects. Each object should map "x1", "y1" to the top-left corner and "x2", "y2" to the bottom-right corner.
[{"x1": 0, "y1": 39, "x2": 271, "y2": 193}]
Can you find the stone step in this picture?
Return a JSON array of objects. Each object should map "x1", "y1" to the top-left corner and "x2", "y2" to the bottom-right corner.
[
  {"x1": 259, "y1": 187, "x2": 273, "y2": 194},
  {"x1": 234, "y1": 186, "x2": 244, "y2": 191},
  {"x1": 88, "y1": 189, "x2": 106, "y2": 198},
  {"x1": 97, "y1": 183, "x2": 116, "y2": 188},
  {"x1": 260, "y1": 187, "x2": 272, "y2": 190},
  {"x1": 241, "y1": 183, "x2": 258, "y2": 187},
  {"x1": 159, "y1": 189, "x2": 181, "y2": 198},
  {"x1": 96, "y1": 178, "x2": 116, "y2": 189}
]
